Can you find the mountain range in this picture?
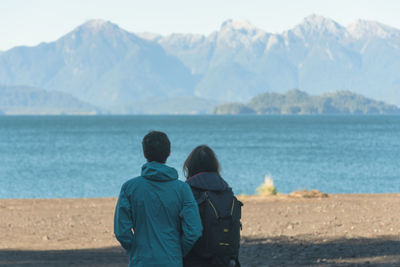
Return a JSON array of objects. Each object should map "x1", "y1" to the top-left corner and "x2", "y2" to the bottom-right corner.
[{"x1": 0, "y1": 14, "x2": 399, "y2": 114}]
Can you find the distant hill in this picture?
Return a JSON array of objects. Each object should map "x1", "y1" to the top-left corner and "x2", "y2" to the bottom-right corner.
[
  {"x1": 111, "y1": 96, "x2": 220, "y2": 114},
  {"x1": 213, "y1": 103, "x2": 256, "y2": 115},
  {"x1": 0, "y1": 85, "x2": 100, "y2": 115},
  {"x1": 213, "y1": 89, "x2": 400, "y2": 115}
]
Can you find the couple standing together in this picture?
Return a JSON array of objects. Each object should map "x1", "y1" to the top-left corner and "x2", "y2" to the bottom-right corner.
[{"x1": 114, "y1": 131, "x2": 242, "y2": 267}]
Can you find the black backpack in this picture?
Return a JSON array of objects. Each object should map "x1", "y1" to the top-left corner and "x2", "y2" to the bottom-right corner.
[{"x1": 192, "y1": 189, "x2": 243, "y2": 265}]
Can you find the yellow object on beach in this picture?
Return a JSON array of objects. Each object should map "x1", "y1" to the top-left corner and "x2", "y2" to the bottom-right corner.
[{"x1": 256, "y1": 176, "x2": 278, "y2": 196}]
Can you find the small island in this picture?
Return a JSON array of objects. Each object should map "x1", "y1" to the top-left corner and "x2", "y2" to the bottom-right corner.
[{"x1": 213, "y1": 89, "x2": 400, "y2": 115}]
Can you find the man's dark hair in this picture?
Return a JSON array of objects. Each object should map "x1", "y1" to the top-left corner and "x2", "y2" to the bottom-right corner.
[
  {"x1": 142, "y1": 131, "x2": 171, "y2": 163},
  {"x1": 183, "y1": 145, "x2": 221, "y2": 178}
]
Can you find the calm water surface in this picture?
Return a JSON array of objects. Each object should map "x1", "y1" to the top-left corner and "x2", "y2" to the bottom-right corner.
[{"x1": 0, "y1": 115, "x2": 399, "y2": 198}]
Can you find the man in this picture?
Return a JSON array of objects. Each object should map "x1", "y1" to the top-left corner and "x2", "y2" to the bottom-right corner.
[{"x1": 114, "y1": 131, "x2": 202, "y2": 267}]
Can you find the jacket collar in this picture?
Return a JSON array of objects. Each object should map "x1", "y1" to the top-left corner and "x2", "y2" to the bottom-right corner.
[
  {"x1": 141, "y1": 161, "x2": 178, "y2": 182},
  {"x1": 186, "y1": 172, "x2": 230, "y2": 192}
]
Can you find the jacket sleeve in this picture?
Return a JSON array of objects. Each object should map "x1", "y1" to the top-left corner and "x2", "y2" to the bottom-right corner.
[
  {"x1": 114, "y1": 186, "x2": 134, "y2": 251},
  {"x1": 180, "y1": 183, "x2": 203, "y2": 256}
]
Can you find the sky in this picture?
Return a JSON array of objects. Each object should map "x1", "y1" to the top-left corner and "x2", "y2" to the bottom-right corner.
[{"x1": 1, "y1": 0, "x2": 400, "y2": 51}]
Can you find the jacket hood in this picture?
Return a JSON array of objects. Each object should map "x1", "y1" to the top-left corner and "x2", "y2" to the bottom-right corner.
[
  {"x1": 141, "y1": 161, "x2": 178, "y2": 182},
  {"x1": 186, "y1": 172, "x2": 230, "y2": 192}
]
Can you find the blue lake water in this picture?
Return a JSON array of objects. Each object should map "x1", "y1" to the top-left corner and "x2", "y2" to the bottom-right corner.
[{"x1": 0, "y1": 115, "x2": 399, "y2": 198}]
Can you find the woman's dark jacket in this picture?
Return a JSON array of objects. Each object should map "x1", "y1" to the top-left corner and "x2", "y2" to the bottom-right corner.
[{"x1": 183, "y1": 172, "x2": 234, "y2": 267}]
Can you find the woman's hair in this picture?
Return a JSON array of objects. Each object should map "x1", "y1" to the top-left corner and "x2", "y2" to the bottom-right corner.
[{"x1": 183, "y1": 145, "x2": 221, "y2": 178}]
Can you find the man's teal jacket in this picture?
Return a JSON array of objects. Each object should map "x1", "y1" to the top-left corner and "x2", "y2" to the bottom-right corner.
[{"x1": 114, "y1": 161, "x2": 202, "y2": 267}]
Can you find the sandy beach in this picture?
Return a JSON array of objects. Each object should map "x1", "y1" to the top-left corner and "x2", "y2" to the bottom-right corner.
[{"x1": 1, "y1": 194, "x2": 400, "y2": 266}]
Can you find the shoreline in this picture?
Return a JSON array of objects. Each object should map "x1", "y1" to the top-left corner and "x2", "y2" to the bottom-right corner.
[
  {"x1": 2, "y1": 194, "x2": 400, "y2": 266},
  {"x1": 1, "y1": 192, "x2": 400, "y2": 200}
]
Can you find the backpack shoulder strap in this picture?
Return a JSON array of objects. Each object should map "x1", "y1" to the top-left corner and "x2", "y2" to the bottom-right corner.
[
  {"x1": 196, "y1": 190, "x2": 207, "y2": 205},
  {"x1": 204, "y1": 191, "x2": 220, "y2": 219}
]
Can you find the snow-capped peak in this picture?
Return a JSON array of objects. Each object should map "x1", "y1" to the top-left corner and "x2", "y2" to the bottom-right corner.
[
  {"x1": 303, "y1": 14, "x2": 335, "y2": 25},
  {"x1": 216, "y1": 19, "x2": 267, "y2": 48},
  {"x1": 74, "y1": 19, "x2": 124, "y2": 36},
  {"x1": 292, "y1": 14, "x2": 345, "y2": 37},
  {"x1": 221, "y1": 19, "x2": 254, "y2": 30},
  {"x1": 62, "y1": 19, "x2": 135, "y2": 44},
  {"x1": 82, "y1": 19, "x2": 109, "y2": 30},
  {"x1": 347, "y1": 19, "x2": 400, "y2": 39},
  {"x1": 220, "y1": 19, "x2": 262, "y2": 35}
]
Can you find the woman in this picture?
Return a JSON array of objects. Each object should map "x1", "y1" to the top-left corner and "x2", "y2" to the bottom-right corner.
[{"x1": 183, "y1": 145, "x2": 242, "y2": 267}]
